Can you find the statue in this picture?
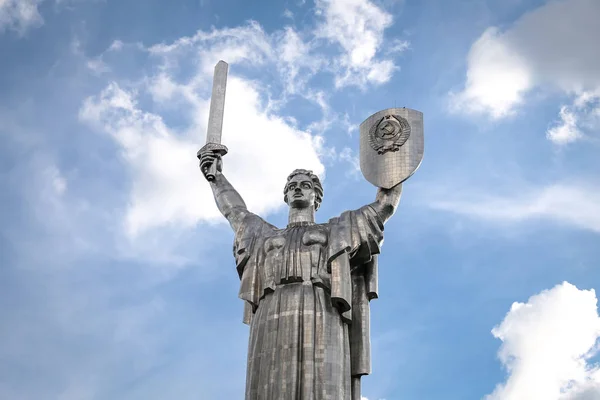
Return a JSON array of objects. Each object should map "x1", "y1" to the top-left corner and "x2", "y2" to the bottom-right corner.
[{"x1": 198, "y1": 61, "x2": 423, "y2": 400}]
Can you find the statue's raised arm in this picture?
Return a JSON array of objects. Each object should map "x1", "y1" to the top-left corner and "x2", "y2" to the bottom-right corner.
[
  {"x1": 196, "y1": 60, "x2": 252, "y2": 233},
  {"x1": 199, "y1": 151, "x2": 249, "y2": 233},
  {"x1": 368, "y1": 183, "x2": 403, "y2": 224}
]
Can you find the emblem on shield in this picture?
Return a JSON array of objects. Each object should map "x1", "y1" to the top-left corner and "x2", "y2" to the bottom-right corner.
[
  {"x1": 360, "y1": 107, "x2": 424, "y2": 189},
  {"x1": 369, "y1": 115, "x2": 411, "y2": 154}
]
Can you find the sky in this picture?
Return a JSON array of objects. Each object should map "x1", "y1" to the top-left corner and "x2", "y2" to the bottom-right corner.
[{"x1": 1, "y1": 0, "x2": 599, "y2": 399}]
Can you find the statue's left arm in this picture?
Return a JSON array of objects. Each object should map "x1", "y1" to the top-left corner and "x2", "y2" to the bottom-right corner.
[
  {"x1": 368, "y1": 183, "x2": 402, "y2": 224},
  {"x1": 327, "y1": 182, "x2": 403, "y2": 380}
]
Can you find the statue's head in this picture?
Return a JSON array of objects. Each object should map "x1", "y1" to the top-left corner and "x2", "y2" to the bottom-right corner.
[{"x1": 283, "y1": 169, "x2": 323, "y2": 211}]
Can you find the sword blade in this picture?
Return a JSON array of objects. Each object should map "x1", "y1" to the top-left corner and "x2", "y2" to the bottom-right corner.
[{"x1": 206, "y1": 60, "x2": 229, "y2": 144}]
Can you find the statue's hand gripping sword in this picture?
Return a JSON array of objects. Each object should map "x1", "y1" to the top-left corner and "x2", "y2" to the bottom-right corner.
[{"x1": 197, "y1": 60, "x2": 228, "y2": 181}]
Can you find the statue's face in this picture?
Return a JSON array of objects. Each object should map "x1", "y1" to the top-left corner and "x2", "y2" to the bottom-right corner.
[{"x1": 285, "y1": 174, "x2": 316, "y2": 210}]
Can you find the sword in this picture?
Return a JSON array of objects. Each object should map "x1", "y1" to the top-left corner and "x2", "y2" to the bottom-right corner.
[{"x1": 197, "y1": 60, "x2": 229, "y2": 181}]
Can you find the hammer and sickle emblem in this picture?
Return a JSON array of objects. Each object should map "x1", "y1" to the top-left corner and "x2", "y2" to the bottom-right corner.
[
  {"x1": 379, "y1": 120, "x2": 397, "y2": 138},
  {"x1": 369, "y1": 115, "x2": 411, "y2": 154}
]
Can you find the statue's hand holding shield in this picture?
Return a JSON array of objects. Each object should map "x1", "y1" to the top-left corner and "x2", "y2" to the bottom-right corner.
[{"x1": 360, "y1": 108, "x2": 424, "y2": 189}]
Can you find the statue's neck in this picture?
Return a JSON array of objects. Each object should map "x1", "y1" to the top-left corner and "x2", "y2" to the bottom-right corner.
[{"x1": 288, "y1": 207, "x2": 315, "y2": 226}]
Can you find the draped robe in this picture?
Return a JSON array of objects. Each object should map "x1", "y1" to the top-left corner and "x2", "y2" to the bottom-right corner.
[{"x1": 234, "y1": 205, "x2": 384, "y2": 400}]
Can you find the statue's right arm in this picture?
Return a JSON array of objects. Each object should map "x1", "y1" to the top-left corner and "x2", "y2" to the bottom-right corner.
[
  {"x1": 208, "y1": 171, "x2": 249, "y2": 232},
  {"x1": 199, "y1": 150, "x2": 250, "y2": 232}
]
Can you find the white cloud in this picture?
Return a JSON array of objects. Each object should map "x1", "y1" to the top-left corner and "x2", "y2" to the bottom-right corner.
[
  {"x1": 85, "y1": 58, "x2": 110, "y2": 75},
  {"x1": 338, "y1": 147, "x2": 361, "y2": 178},
  {"x1": 80, "y1": 76, "x2": 324, "y2": 237},
  {"x1": 314, "y1": 0, "x2": 401, "y2": 88},
  {"x1": 430, "y1": 183, "x2": 600, "y2": 234},
  {"x1": 485, "y1": 282, "x2": 600, "y2": 400},
  {"x1": 0, "y1": 0, "x2": 92, "y2": 34},
  {"x1": 108, "y1": 39, "x2": 124, "y2": 51},
  {"x1": 547, "y1": 90, "x2": 600, "y2": 145},
  {"x1": 450, "y1": 27, "x2": 532, "y2": 119},
  {"x1": 316, "y1": 0, "x2": 391, "y2": 66},
  {"x1": 148, "y1": 22, "x2": 274, "y2": 76},
  {"x1": 45, "y1": 165, "x2": 67, "y2": 195},
  {"x1": 146, "y1": 22, "x2": 312, "y2": 108},
  {"x1": 282, "y1": 9, "x2": 294, "y2": 20},
  {"x1": 452, "y1": 0, "x2": 600, "y2": 143},
  {"x1": 146, "y1": 1, "x2": 405, "y2": 94},
  {"x1": 0, "y1": 0, "x2": 43, "y2": 34},
  {"x1": 386, "y1": 38, "x2": 410, "y2": 55},
  {"x1": 79, "y1": 7, "x2": 407, "y2": 236},
  {"x1": 546, "y1": 105, "x2": 583, "y2": 145},
  {"x1": 276, "y1": 26, "x2": 322, "y2": 95}
]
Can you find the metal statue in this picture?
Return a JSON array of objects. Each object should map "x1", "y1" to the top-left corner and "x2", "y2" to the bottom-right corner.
[{"x1": 198, "y1": 61, "x2": 423, "y2": 400}]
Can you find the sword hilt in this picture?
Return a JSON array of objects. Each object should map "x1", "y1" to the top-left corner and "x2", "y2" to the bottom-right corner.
[{"x1": 198, "y1": 143, "x2": 228, "y2": 182}]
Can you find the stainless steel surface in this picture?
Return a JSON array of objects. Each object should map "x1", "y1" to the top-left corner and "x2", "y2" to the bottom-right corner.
[
  {"x1": 206, "y1": 60, "x2": 228, "y2": 144},
  {"x1": 360, "y1": 107, "x2": 424, "y2": 189},
  {"x1": 198, "y1": 107, "x2": 424, "y2": 398},
  {"x1": 198, "y1": 60, "x2": 229, "y2": 181}
]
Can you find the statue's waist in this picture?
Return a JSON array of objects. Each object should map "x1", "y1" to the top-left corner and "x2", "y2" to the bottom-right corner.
[
  {"x1": 277, "y1": 276, "x2": 305, "y2": 285},
  {"x1": 260, "y1": 276, "x2": 331, "y2": 298}
]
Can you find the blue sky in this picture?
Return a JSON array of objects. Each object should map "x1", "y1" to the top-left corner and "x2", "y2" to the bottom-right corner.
[{"x1": 1, "y1": 0, "x2": 600, "y2": 399}]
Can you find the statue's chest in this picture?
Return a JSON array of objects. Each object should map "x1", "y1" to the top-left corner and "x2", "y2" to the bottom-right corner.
[{"x1": 263, "y1": 225, "x2": 329, "y2": 283}]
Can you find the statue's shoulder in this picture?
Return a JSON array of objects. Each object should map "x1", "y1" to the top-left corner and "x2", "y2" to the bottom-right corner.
[
  {"x1": 327, "y1": 205, "x2": 373, "y2": 222},
  {"x1": 239, "y1": 211, "x2": 278, "y2": 234},
  {"x1": 326, "y1": 205, "x2": 384, "y2": 232}
]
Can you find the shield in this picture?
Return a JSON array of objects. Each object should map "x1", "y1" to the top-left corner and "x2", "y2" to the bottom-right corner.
[{"x1": 359, "y1": 107, "x2": 424, "y2": 189}]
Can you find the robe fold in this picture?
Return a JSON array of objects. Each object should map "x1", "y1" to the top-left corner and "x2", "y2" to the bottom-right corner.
[{"x1": 234, "y1": 205, "x2": 384, "y2": 400}]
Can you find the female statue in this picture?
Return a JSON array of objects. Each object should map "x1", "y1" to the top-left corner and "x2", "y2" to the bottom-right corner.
[{"x1": 199, "y1": 150, "x2": 402, "y2": 400}]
